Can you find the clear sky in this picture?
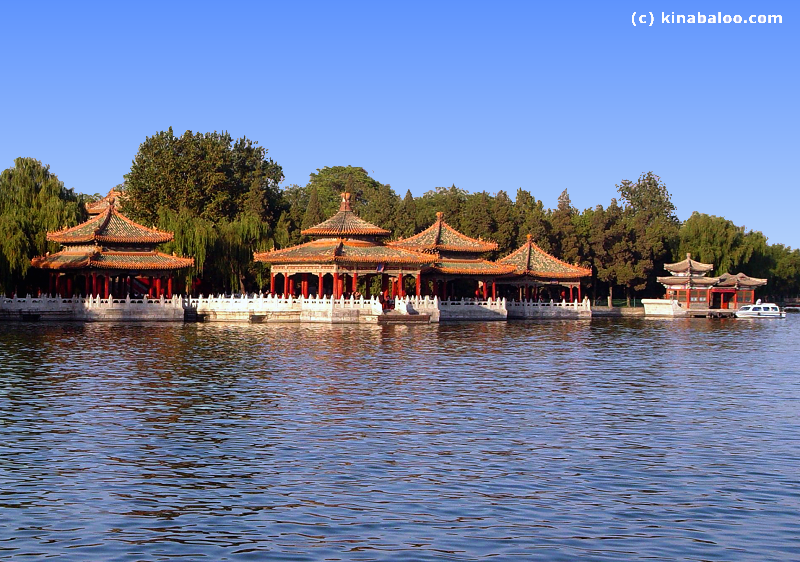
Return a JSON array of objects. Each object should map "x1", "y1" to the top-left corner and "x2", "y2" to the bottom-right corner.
[{"x1": 1, "y1": 1, "x2": 797, "y2": 247}]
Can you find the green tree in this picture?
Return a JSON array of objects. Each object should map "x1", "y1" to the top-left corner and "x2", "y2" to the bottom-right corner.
[
  {"x1": 124, "y1": 128, "x2": 284, "y2": 293},
  {"x1": 550, "y1": 189, "x2": 580, "y2": 264},
  {"x1": 617, "y1": 172, "x2": 680, "y2": 302},
  {"x1": 0, "y1": 157, "x2": 85, "y2": 294},
  {"x1": 394, "y1": 189, "x2": 417, "y2": 238},
  {"x1": 301, "y1": 185, "x2": 324, "y2": 231},
  {"x1": 305, "y1": 166, "x2": 398, "y2": 230},
  {"x1": 514, "y1": 188, "x2": 552, "y2": 251},
  {"x1": 461, "y1": 191, "x2": 496, "y2": 244},
  {"x1": 491, "y1": 190, "x2": 517, "y2": 256}
]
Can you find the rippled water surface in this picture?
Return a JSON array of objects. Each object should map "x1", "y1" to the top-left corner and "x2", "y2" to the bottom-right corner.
[{"x1": 1, "y1": 317, "x2": 799, "y2": 561}]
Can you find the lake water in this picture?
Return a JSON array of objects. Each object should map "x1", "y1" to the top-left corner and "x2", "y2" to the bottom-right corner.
[{"x1": 1, "y1": 317, "x2": 799, "y2": 561}]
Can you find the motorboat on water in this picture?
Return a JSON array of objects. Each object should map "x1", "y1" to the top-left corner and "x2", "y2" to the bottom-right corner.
[{"x1": 735, "y1": 300, "x2": 786, "y2": 318}]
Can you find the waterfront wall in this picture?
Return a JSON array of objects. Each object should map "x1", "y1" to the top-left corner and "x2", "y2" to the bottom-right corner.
[
  {"x1": 0, "y1": 294, "x2": 184, "y2": 321},
  {"x1": 1, "y1": 293, "x2": 593, "y2": 323},
  {"x1": 506, "y1": 298, "x2": 592, "y2": 319}
]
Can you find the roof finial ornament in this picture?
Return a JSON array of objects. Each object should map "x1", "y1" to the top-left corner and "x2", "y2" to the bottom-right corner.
[
  {"x1": 436, "y1": 211, "x2": 443, "y2": 221},
  {"x1": 339, "y1": 192, "x2": 352, "y2": 212},
  {"x1": 527, "y1": 233, "x2": 532, "y2": 242},
  {"x1": 687, "y1": 252, "x2": 692, "y2": 260}
]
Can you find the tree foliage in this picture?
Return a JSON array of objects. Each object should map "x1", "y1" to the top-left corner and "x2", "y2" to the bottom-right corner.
[
  {"x1": 0, "y1": 157, "x2": 85, "y2": 294},
  {"x1": 124, "y1": 129, "x2": 284, "y2": 293}
]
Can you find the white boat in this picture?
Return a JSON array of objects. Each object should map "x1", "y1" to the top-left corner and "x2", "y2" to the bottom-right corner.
[{"x1": 735, "y1": 300, "x2": 786, "y2": 318}]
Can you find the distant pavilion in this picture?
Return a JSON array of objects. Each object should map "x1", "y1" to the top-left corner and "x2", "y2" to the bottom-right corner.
[
  {"x1": 254, "y1": 193, "x2": 434, "y2": 298},
  {"x1": 657, "y1": 253, "x2": 766, "y2": 309},
  {"x1": 31, "y1": 191, "x2": 194, "y2": 298},
  {"x1": 498, "y1": 234, "x2": 591, "y2": 301},
  {"x1": 388, "y1": 212, "x2": 515, "y2": 299}
]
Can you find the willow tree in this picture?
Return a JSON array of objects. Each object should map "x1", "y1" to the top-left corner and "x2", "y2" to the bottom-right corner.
[
  {"x1": 125, "y1": 129, "x2": 284, "y2": 293},
  {"x1": 0, "y1": 157, "x2": 85, "y2": 295}
]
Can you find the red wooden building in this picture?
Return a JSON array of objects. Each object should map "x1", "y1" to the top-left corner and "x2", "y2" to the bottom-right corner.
[
  {"x1": 254, "y1": 193, "x2": 434, "y2": 298},
  {"x1": 498, "y1": 234, "x2": 591, "y2": 301},
  {"x1": 31, "y1": 194, "x2": 194, "y2": 298},
  {"x1": 388, "y1": 212, "x2": 515, "y2": 299},
  {"x1": 657, "y1": 254, "x2": 766, "y2": 309}
]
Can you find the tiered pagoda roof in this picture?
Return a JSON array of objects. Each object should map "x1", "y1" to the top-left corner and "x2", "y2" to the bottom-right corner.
[
  {"x1": 85, "y1": 190, "x2": 125, "y2": 215},
  {"x1": 499, "y1": 234, "x2": 591, "y2": 281},
  {"x1": 255, "y1": 238, "x2": 434, "y2": 267},
  {"x1": 48, "y1": 205, "x2": 174, "y2": 245},
  {"x1": 301, "y1": 193, "x2": 390, "y2": 238},
  {"x1": 32, "y1": 248, "x2": 194, "y2": 271},
  {"x1": 389, "y1": 212, "x2": 497, "y2": 254},
  {"x1": 656, "y1": 253, "x2": 767, "y2": 292},
  {"x1": 663, "y1": 254, "x2": 715, "y2": 276},
  {"x1": 716, "y1": 272, "x2": 767, "y2": 289},
  {"x1": 424, "y1": 259, "x2": 515, "y2": 276},
  {"x1": 388, "y1": 212, "x2": 506, "y2": 278},
  {"x1": 256, "y1": 193, "x2": 435, "y2": 269},
  {"x1": 32, "y1": 199, "x2": 194, "y2": 272}
]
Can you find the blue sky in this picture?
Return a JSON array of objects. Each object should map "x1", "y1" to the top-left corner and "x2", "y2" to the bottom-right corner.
[{"x1": 1, "y1": 1, "x2": 797, "y2": 247}]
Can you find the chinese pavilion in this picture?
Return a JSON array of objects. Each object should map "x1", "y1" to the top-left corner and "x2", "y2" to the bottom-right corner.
[
  {"x1": 387, "y1": 212, "x2": 515, "y2": 299},
  {"x1": 254, "y1": 193, "x2": 435, "y2": 298},
  {"x1": 656, "y1": 253, "x2": 766, "y2": 309},
  {"x1": 31, "y1": 194, "x2": 194, "y2": 299},
  {"x1": 498, "y1": 234, "x2": 591, "y2": 301}
]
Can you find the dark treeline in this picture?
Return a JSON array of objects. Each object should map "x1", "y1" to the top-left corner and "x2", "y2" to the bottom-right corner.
[{"x1": 2, "y1": 130, "x2": 799, "y2": 300}]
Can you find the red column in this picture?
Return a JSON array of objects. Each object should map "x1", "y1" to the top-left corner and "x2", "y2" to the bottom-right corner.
[
  {"x1": 416, "y1": 274, "x2": 421, "y2": 296},
  {"x1": 92, "y1": 273, "x2": 98, "y2": 297},
  {"x1": 577, "y1": 284, "x2": 581, "y2": 301},
  {"x1": 352, "y1": 272, "x2": 358, "y2": 294},
  {"x1": 333, "y1": 272, "x2": 340, "y2": 298},
  {"x1": 318, "y1": 272, "x2": 324, "y2": 297},
  {"x1": 686, "y1": 289, "x2": 690, "y2": 309},
  {"x1": 302, "y1": 273, "x2": 309, "y2": 298},
  {"x1": 288, "y1": 276, "x2": 295, "y2": 297},
  {"x1": 399, "y1": 274, "x2": 405, "y2": 298},
  {"x1": 381, "y1": 274, "x2": 388, "y2": 298},
  {"x1": 569, "y1": 285, "x2": 574, "y2": 301},
  {"x1": 492, "y1": 281, "x2": 496, "y2": 300},
  {"x1": 482, "y1": 281, "x2": 488, "y2": 300},
  {"x1": 525, "y1": 286, "x2": 531, "y2": 301},
  {"x1": 270, "y1": 273, "x2": 275, "y2": 294},
  {"x1": 168, "y1": 277, "x2": 173, "y2": 298}
]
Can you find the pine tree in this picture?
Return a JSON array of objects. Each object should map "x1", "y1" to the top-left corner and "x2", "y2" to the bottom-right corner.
[{"x1": 394, "y1": 189, "x2": 417, "y2": 238}]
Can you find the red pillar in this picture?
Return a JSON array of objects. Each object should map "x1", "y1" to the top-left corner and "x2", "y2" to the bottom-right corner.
[
  {"x1": 381, "y1": 274, "x2": 388, "y2": 298},
  {"x1": 302, "y1": 273, "x2": 309, "y2": 298},
  {"x1": 318, "y1": 272, "x2": 324, "y2": 297},
  {"x1": 270, "y1": 273, "x2": 275, "y2": 294},
  {"x1": 288, "y1": 276, "x2": 295, "y2": 297},
  {"x1": 416, "y1": 274, "x2": 421, "y2": 296},
  {"x1": 92, "y1": 273, "x2": 98, "y2": 297},
  {"x1": 168, "y1": 277, "x2": 173, "y2": 298},
  {"x1": 482, "y1": 281, "x2": 488, "y2": 300},
  {"x1": 577, "y1": 284, "x2": 581, "y2": 301},
  {"x1": 492, "y1": 281, "x2": 496, "y2": 300},
  {"x1": 333, "y1": 272, "x2": 340, "y2": 298},
  {"x1": 525, "y1": 286, "x2": 531, "y2": 301},
  {"x1": 352, "y1": 272, "x2": 358, "y2": 294},
  {"x1": 569, "y1": 285, "x2": 574, "y2": 301}
]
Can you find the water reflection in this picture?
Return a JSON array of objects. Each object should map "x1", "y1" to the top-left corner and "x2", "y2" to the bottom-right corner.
[{"x1": 0, "y1": 317, "x2": 799, "y2": 561}]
